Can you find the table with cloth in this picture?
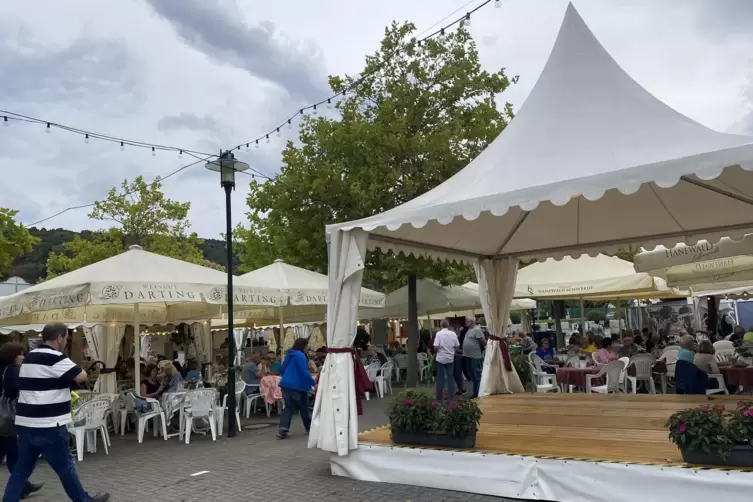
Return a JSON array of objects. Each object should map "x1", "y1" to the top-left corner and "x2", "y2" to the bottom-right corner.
[
  {"x1": 556, "y1": 367, "x2": 604, "y2": 389},
  {"x1": 719, "y1": 366, "x2": 753, "y2": 392}
]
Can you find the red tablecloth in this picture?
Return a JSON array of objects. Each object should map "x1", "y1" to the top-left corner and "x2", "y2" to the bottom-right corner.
[
  {"x1": 556, "y1": 367, "x2": 604, "y2": 388},
  {"x1": 719, "y1": 366, "x2": 753, "y2": 391}
]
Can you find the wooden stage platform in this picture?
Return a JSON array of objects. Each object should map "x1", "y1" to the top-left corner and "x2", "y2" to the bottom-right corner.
[{"x1": 359, "y1": 393, "x2": 745, "y2": 466}]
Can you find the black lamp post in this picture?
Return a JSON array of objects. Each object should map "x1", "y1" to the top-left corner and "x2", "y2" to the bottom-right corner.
[{"x1": 205, "y1": 151, "x2": 249, "y2": 437}]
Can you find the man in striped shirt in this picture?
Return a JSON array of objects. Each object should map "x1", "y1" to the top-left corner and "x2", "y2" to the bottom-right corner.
[{"x1": 3, "y1": 323, "x2": 110, "y2": 502}]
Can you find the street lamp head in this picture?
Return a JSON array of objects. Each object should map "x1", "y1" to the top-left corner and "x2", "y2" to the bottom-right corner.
[{"x1": 205, "y1": 151, "x2": 250, "y2": 188}]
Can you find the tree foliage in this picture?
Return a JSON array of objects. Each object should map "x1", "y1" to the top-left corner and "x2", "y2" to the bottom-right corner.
[
  {"x1": 236, "y1": 23, "x2": 516, "y2": 291},
  {"x1": 0, "y1": 208, "x2": 39, "y2": 278},
  {"x1": 46, "y1": 177, "x2": 213, "y2": 277}
]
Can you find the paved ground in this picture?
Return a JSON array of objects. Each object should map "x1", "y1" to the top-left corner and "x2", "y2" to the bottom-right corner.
[{"x1": 0, "y1": 390, "x2": 516, "y2": 502}]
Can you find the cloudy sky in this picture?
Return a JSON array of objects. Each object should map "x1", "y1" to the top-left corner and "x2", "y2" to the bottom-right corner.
[{"x1": 1, "y1": 0, "x2": 751, "y2": 239}]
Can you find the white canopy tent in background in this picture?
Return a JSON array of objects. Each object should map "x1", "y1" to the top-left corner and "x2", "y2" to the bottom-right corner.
[
  {"x1": 358, "y1": 279, "x2": 535, "y2": 320},
  {"x1": 309, "y1": 3, "x2": 753, "y2": 457},
  {"x1": 224, "y1": 259, "x2": 384, "y2": 348},
  {"x1": 634, "y1": 233, "x2": 753, "y2": 291},
  {"x1": 0, "y1": 245, "x2": 284, "y2": 390}
]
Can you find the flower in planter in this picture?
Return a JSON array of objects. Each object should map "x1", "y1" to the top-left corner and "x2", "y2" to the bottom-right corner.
[
  {"x1": 388, "y1": 390, "x2": 482, "y2": 439},
  {"x1": 666, "y1": 404, "x2": 733, "y2": 459},
  {"x1": 404, "y1": 399, "x2": 412, "y2": 406},
  {"x1": 679, "y1": 424, "x2": 686, "y2": 433}
]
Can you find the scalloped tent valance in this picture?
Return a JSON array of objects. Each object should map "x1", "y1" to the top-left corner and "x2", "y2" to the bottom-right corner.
[{"x1": 326, "y1": 3, "x2": 753, "y2": 263}]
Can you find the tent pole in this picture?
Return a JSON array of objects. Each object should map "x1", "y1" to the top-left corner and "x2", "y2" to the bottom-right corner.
[
  {"x1": 133, "y1": 304, "x2": 140, "y2": 389},
  {"x1": 278, "y1": 307, "x2": 285, "y2": 359},
  {"x1": 579, "y1": 297, "x2": 585, "y2": 333}
]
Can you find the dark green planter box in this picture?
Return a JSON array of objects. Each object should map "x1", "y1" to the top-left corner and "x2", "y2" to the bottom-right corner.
[
  {"x1": 680, "y1": 445, "x2": 753, "y2": 467},
  {"x1": 391, "y1": 429, "x2": 477, "y2": 449}
]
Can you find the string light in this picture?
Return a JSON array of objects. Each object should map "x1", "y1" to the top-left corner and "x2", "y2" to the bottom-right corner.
[
  {"x1": 495, "y1": 0, "x2": 502, "y2": 7},
  {"x1": 327, "y1": 98, "x2": 332, "y2": 109},
  {"x1": 178, "y1": 149, "x2": 183, "y2": 158},
  {"x1": 255, "y1": 140, "x2": 259, "y2": 149},
  {"x1": 265, "y1": 134, "x2": 270, "y2": 144},
  {"x1": 46, "y1": 123, "x2": 51, "y2": 134},
  {"x1": 120, "y1": 141, "x2": 125, "y2": 151},
  {"x1": 245, "y1": 143, "x2": 249, "y2": 150},
  {"x1": 312, "y1": 104, "x2": 318, "y2": 115},
  {"x1": 84, "y1": 134, "x2": 90, "y2": 144},
  {"x1": 151, "y1": 147, "x2": 156, "y2": 156},
  {"x1": 288, "y1": 119, "x2": 292, "y2": 130},
  {"x1": 3, "y1": 116, "x2": 8, "y2": 127},
  {"x1": 464, "y1": 12, "x2": 471, "y2": 26},
  {"x1": 276, "y1": 128, "x2": 281, "y2": 137}
]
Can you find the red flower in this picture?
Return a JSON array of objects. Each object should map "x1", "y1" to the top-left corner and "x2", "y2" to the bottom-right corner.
[
  {"x1": 699, "y1": 406, "x2": 709, "y2": 413},
  {"x1": 450, "y1": 403, "x2": 458, "y2": 410},
  {"x1": 743, "y1": 409, "x2": 753, "y2": 417},
  {"x1": 679, "y1": 424, "x2": 687, "y2": 432},
  {"x1": 403, "y1": 399, "x2": 412, "y2": 406},
  {"x1": 431, "y1": 401, "x2": 438, "y2": 406}
]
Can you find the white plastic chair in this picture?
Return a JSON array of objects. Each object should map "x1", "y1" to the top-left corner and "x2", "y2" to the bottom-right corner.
[
  {"x1": 394, "y1": 354, "x2": 408, "y2": 382},
  {"x1": 68, "y1": 398, "x2": 112, "y2": 461},
  {"x1": 365, "y1": 362, "x2": 381, "y2": 385},
  {"x1": 242, "y1": 384, "x2": 262, "y2": 418},
  {"x1": 374, "y1": 362, "x2": 394, "y2": 398},
  {"x1": 586, "y1": 360, "x2": 625, "y2": 394},
  {"x1": 179, "y1": 389, "x2": 217, "y2": 444},
  {"x1": 707, "y1": 373, "x2": 729, "y2": 395},
  {"x1": 565, "y1": 355, "x2": 587, "y2": 368},
  {"x1": 125, "y1": 392, "x2": 168, "y2": 443},
  {"x1": 528, "y1": 353, "x2": 558, "y2": 374},
  {"x1": 217, "y1": 381, "x2": 244, "y2": 436},
  {"x1": 662, "y1": 345, "x2": 681, "y2": 354},
  {"x1": 417, "y1": 353, "x2": 429, "y2": 382},
  {"x1": 527, "y1": 362, "x2": 560, "y2": 392},
  {"x1": 625, "y1": 353, "x2": 656, "y2": 394},
  {"x1": 617, "y1": 356, "x2": 630, "y2": 391}
]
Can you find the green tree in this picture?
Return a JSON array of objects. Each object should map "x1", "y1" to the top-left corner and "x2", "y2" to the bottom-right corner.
[
  {"x1": 236, "y1": 23, "x2": 516, "y2": 291},
  {"x1": 46, "y1": 177, "x2": 207, "y2": 277},
  {"x1": 0, "y1": 208, "x2": 39, "y2": 277}
]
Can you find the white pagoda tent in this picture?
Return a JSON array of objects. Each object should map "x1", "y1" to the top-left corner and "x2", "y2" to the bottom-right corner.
[{"x1": 309, "y1": 3, "x2": 753, "y2": 459}]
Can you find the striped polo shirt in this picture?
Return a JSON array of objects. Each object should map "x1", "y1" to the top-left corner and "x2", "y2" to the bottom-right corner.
[{"x1": 16, "y1": 345, "x2": 83, "y2": 428}]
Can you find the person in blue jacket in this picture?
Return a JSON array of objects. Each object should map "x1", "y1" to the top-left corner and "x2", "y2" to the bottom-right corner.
[{"x1": 277, "y1": 338, "x2": 317, "y2": 439}]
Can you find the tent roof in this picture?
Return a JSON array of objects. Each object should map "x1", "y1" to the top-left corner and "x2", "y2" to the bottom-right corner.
[
  {"x1": 239, "y1": 259, "x2": 385, "y2": 307},
  {"x1": 0, "y1": 245, "x2": 284, "y2": 324},
  {"x1": 327, "y1": 3, "x2": 753, "y2": 263},
  {"x1": 512, "y1": 254, "x2": 686, "y2": 299},
  {"x1": 358, "y1": 279, "x2": 534, "y2": 319}
]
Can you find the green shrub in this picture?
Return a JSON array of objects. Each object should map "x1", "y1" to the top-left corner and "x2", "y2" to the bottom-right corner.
[{"x1": 388, "y1": 390, "x2": 482, "y2": 438}]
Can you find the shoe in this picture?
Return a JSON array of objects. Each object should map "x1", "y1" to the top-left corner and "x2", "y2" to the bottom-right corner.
[
  {"x1": 276, "y1": 431, "x2": 288, "y2": 440},
  {"x1": 90, "y1": 493, "x2": 110, "y2": 502},
  {"x1": 21, "y1": 481, "x2": 43, "y2": 499}
]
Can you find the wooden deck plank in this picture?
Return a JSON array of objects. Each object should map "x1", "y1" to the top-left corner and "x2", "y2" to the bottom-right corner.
[{"x1": 358, "y1": 393, "x2": 734, "y2": 465}]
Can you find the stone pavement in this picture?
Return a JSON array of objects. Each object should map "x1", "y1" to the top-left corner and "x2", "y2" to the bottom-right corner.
[{"x1": 0, "y1": 395, "x2": 517, "y2": 502}]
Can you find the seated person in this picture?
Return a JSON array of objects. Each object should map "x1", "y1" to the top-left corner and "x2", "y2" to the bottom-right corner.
[
  {"x1": 184, "y1": 360, "x2": 202, "y2": 382},
  {"x1": 594, "y1": 337, "x2": 618, "y2": 364},
  {"x1": 535, "y1": 337, "x2": 556, "y2": 361},
  {"x1": 520, "y1": 333, "x2": 536, "y2": 353},
  {"x1": 618, "y1": 335, "x2": 640, "y2": 358},
  {"x1": 580, "y1": 332, "x2": 598, "y2": 353},
  {"x1": 260, "y1": 353, "x2": 282, "y2": 376},
  {"x1": 140, "y1": 363, "x2": 163, "y2": 398},
  {"x1": 677, "y1": 334, "x2": 696, "y2": 363},
  {"x1": 566, "y1": 334, "x2": 581, "y2": 354},
  {"x1": 242, "y1": 352, "x2": 262, "y2": 395},
  {"x1": 363, "y1": 347, "x2": 381, "y2": 366},
  {"x1": 693, "y1": 340, "x2": 720, "y2": 375},
  {"x1": 163, "y1": 363, "x2": 184, "y2": 391}
]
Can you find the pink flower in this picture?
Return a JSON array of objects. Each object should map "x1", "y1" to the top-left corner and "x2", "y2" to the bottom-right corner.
[
  {"x1": 679, "y1": 424, "x2": 687, "y2": 433},
  {"x1": 431, "y1": 401, "x2": 438, "y2": 407},
  {"x1": 451, "y1": 403, "x2": 458, "y2": 410},
  {"x1": 403, "y1": 399, "x2": 412, "y2": 406},
  {"x1": 699, "y1": 407, "x2": 709, "y2": 413},
  {"x1": 744, "y1": 410, "x2": 753, "y2": 417}
]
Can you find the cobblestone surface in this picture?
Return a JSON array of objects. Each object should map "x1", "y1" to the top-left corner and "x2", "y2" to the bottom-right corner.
[{"x1": 0, "y1": 395, "x2": 516, "y2": 501}]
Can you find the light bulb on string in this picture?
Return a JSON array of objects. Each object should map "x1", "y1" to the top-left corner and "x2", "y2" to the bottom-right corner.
[
  {"x1": 255, "y1": 140, "x2": 259, "y2": 149},
  {"x1": 494, "y1": 0, "x2": 502, "y2": 7},
  {"x1": 265, "y1": 134, "x2": 270, "y2": 144},
  {"x1": 312, "y1": 104, "x2": 318, "y2": 115},
  {"x1": 151, "y1": 147, "x2": 156, "y2": 156},
  {"x1": 440, "y1": 28, "x2": 445, "y2": 36},
  {"x1": 46, "y1": 123, "x2": 51, "y2": 134},
  {"x1": 288, "y1": 119, "x2": 292, "y2": 130},
  {"x1": 276, "y1": 128, "x2": 280, "y2": 137},
  {"x1": 327, "y1": 98, "x2": 332, "y2": 109},
  {"x1": 464, "y1": 13, "x2": 471, "y2": 27},
  {"x1": 84, "y1": 134, "x2": 90, "y2": 144},
  {"x1": 178, "y1": 149, "x2": 183, "y2": 158},
  {"x1": 300, "y1": 108, "x2": 305, "y2": 116},
  {"x1": 120, "y1": 142, "x2": 125, "y2": 151},
  {"x1": 245, "y1": 143, "x2": 249, "y2": 150},
  {"x1": 3, "y1": 116, "x2": 8, "y2": 127}
]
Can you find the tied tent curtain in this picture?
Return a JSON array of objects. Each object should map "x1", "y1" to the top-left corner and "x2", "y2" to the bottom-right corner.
[
  {"x1": 232, "y1": 327, "x2": 249, "y2": 366},
  {"x1": 140, "y1": 334, "x2": 152, "y2": 361},
  {"x1": 475, "y1": 258, "x2": 525, "y2": 396},
  {"x1": 83, "y1": 324, "x2": 126, "y2": 393},
  {"x1": 293, "y1": 324, "x2": 313, "y2": 341},
  {"x1": 308, "y1": 228, "x2": 368, "y2": 455},
  {"x1": 191, "y1": 322, "x2": 213, "y2": 364}
]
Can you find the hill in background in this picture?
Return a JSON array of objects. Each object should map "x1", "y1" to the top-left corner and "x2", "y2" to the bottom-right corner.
[{"x1": 5, "y1": 228, "x2": 239, "y2": 285}]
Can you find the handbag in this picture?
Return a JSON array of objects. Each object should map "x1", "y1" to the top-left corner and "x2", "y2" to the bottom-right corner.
[{"x1": 0, "y1": 368, "x2": 17, "y2": 437}]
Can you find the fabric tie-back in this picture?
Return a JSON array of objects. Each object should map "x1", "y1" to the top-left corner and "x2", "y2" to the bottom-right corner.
[
  {"x1": 327, "y1": 347, "x2": 370, "y2": 416},
  {"x1": 488, "y1": 335, "x2": 513, "y2": 371}
]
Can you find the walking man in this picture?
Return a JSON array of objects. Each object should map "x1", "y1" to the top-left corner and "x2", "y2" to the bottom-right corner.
[
  {"x1": 3, "y1": 323, "x2": 110, "y2": 502},
  {"x1": 462, "y1": 316, "x2": 486, "y2": 398},
  {"x1": 433, "y1": 320, "x2": 459, "y2": 401}
]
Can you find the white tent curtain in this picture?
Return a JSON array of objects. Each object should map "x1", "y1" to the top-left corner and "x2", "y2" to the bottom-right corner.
[
  {"x1": 232, "y1": 327, "x2": 249, "y2": 366},
  {"x1": 475, "y1": 258, "x2": 525, "y2": 396},
  {"x1": 191, "y1": 322, "x2": 213, "y2": 364},
  {"x1": 308, "y1": 228, "x2": 368, "y2": 456},
  {"x1": 139, "y1": 334, "x2": 152, "y2": 361},
  {"x1": 293, "y1": 324, "x2": 313, "y2": 341},
  {"x1": 520, "y1": 311, "x2": 532, "y2": 334},
  {"x1": 83, "y1": 324, "x2": 126, "y2": 393}
]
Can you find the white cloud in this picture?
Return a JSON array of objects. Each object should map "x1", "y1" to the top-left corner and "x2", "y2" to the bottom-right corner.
[{"x1": 0, "y1": 0, "x2": 751, "y2": 239}]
